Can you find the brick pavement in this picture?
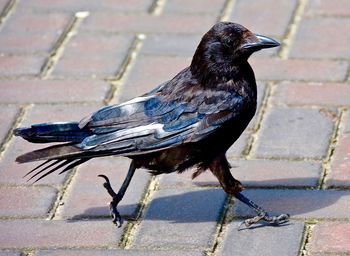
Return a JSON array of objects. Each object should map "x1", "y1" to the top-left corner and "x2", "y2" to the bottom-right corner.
[{"x1": 0, "y1": 0, "x2": 349, "y2": 255}]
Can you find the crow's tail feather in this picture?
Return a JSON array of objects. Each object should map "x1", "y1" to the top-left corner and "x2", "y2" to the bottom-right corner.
[{"x1": 14, "y1": 122, "x2": 92, "y2": 143}]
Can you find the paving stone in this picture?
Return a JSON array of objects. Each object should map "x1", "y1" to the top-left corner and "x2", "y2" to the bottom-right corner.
[
  {"x1": 250, "y1": 58, "x2": 348, "y2": 82},
  {"x1": 163, "y1": 0, "x2": 226, "y2": 14},
  {"x1": 0, "y1": 55, "x2": 46, "y2": 76},
  {"x1": 0, "y1": 219, "x2": 123, "y2": 249},
  {"x1": 1, "y1": 12, "x2": 70, "y2": 35},
  {"x1": 18, "y1": 0, "x2": 153, "y2": 12},
  {"x1": 82, "y1": 13, "x2": 216, "y2": 34},
  {"x1": 0, "y1": 104, "x2": 100, "y2": 186},
  {"x1": 52, "y1": 33, "x2": 133, "y2": 78},
  {"x1": 253, "y1": 107, "x2": 335, "y2": 159},
  {"x1": 0, "y1": 33, "x2": 58, "y2": 54},
  {"x1": 226, "y1": 132, "x2": 250, "y2": 158},
  {"x1": 219, "y1": 220, "x2": 304, "y2": 256},
  {"x1": 55, "y1": 157, "x2": 150, "y2": 219},
  {"x1": 273, "y1": 82, "x2": 350, "y2": 106},
  {"x1": 306, "y1": 0, "x2": 350, "y2": 16},
  {"x1": 133, "y1": 188, "x2": 226, "y2": 249},
  {"x1": 160, "y1": 159, "x2": 321, "y2": 189},
  {"x1": 141, "y1": 34, "x2": 202, "y2": 57},
  {"x1": 308, "y1": 221, "x2": 350, "y2": 254},
  {"x1": 0, "y1": 251, "x2": 21, "y2": 256},
  {"x1": 115, "y1": 55, "x2": 191, "y2": 103},
  {"x1": 234, "y1": 189, "x2": 350, "y2": 219},
  {"x1": 327, "y1": 134, "x2": 350, "y2": 187},
  {"x1": 0, "y1": 186, "x2": 57, "y2": 218},
  {"x1": 36, "y1": 249, "x2": 201, "y2": 256},
  {"x1": 290, "y1": 17, "x2": 350, "y2": 59},
  {"x1": 0, "y1": 80, "x2": 110, "y2": 103},
  {"x1": 0, "y1": 105, "x2": 18, "y2": 145},
  {"x1": 229, "y1": 0, "x2": 297, "y2": 37}
]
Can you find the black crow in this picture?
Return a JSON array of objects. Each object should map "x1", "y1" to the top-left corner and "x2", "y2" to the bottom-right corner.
[{"x1": 14, "y1": 22, "x2": 289, "y2": 228}]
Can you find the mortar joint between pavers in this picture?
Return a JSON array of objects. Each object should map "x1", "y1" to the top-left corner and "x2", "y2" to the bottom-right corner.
[
  {"x1": 278, "y1": 0, "x2": 308, "y2": 60},
  {"x1": 244, "y1": 81, "x2": 275, "y2": 158},
  {"x1": 217, "y1": 0, "x2": 235, "y2": 22},
  {"x1": 119, "y1": 175, "x2": 159, "y2": 249},
  {"x1": 345, "y1": 61, "x2": 350, "y2": 83},
  {"x1": 299, "y1": 223, "x2": 315, "y2": 256},
  {"x1": 148, "y1": 0, "x2": 166, "y2": 16},
  {"x1": 48, "y1": 165, "x2": 81, "y2": 220},
  {"x1": 319, "y1": 108, "x2": 346, "y2": 189},
  {"x1": 104, "y1": 34, "x2": 145, "y2": 105},
  {"x1": 206, "y1": 195, "x2": 233, "y2": 256},
  {"x1": 39, "y1": 11, "x2": 89, "y2": 79},
  {"x1": 0, "y1": 0, "x2": 17, "y2": 28}
]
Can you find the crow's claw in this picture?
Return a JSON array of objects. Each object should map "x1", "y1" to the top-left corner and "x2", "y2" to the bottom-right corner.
[{"x1": 239, "y1": 213, "x2": 290, "y2": 230}]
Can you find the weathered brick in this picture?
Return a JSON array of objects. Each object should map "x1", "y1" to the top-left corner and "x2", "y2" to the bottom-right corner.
[
  {"x1": 82, "y1": 13, "x2": 216, "y2": 34},
  {"x1": 273, "y1": 82, "x2": 350, "y2": 106},
  {"x1": 0, "y1": 186, "x2": 57, "y2": 218},
  {"x1": 115, "y1": 55, "x2": 191, "y2": 103},
  {"x1": 308, "y1": 221, "x2": 350, "y2": 254},
  {"x1": 229, "y1": 0, "x2": 297, "y2": 37},
  {"x1": 327, "y1": 134, "x2": 350, "y2": 187},
  {"x1": 0, "y1": 33, "x2": 58, "y2": 54},
  {"x1": 0, "y1": 220, "x2": 123, "y2": 249},
  {"x1": 160, "y1": 159, "x2": 320, "y2": 189},
  {"x1": 250, "y1": 58, "x2": 348, "y2": 82},
  {"x1": 0, "y1": 251, "x2": 20, "y2": 256},
  {"x1": 1, "y1": 12, "x2": 70, "y2": 35},
  {"x1": 0, "y1": 104, "x2": 100, "y2": 186},
  {"x1": 234, "y1": 189, "x2": 350, "y2": 219},
  {"x1": 306, "y1": 0, "x2": 350, "y2": 16},
  {"x1": 163, "y1": 0, "x2": 226, "y2": 14},
  {"x1": 219, "y1": 221, "x2": 304, "y2": 256},
  {"x1": 141, "y1": 34, "x2": 202, "y2": 57},
  {"x1": 18, "y1": 0, "x2": 153, "y2": 12},
  {"x1": 36, "y1": 249, "x2": 201, "y2": 256},
  {"x1": 290, "y1": 17, "x2": 350, "y2": 59},
  {"x1": 133, "y1": 188, "x2": 226, "y2": 249},
  {"x1": 0, "y1": 55, "x2": 46, "y2": 76},
  {"x1": 0, "y1": 105, "x2": 18, "y2": 145},
  {"x1": 0, "y1": 80, "x2": 110, "y2": 103},
  {"x1": 253, "y1": 107, "x2": 335, "y2": 159},
  {"x1": 55, "y1": 157, "x2": 150, "y2": 219},
  {"x1": 52, "y1": 34, "x2": 133, "y2": 78}
]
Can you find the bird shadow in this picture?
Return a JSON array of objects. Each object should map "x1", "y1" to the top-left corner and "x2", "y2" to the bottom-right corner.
[{"x1": 79, "y1": 177, "x2": 349, "y2": 224}]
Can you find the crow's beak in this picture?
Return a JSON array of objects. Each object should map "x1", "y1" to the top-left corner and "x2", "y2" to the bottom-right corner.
[{"x1": 242, "y1": 34, "x2": 280, "y2": 50}]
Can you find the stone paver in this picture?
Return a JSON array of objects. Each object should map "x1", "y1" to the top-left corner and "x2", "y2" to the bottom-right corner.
[
  {"x1": 219, "y1": 221, "x2": 304, "y2": 256},
  {"x1": 253, "y1": 107, "x2": 335, "y2": 159},
  {"x1": 308, "y1": 221, "x2": 350, "y2": 255},
  {"x1": 133, "y1": 188, "x2": 226, "y2": 250},
  {"x1": 0, "y1": 0, "x2": 349, "y2": 255}
]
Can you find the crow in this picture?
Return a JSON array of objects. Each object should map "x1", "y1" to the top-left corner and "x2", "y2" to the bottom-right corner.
[{"x1": 14, "y1": 22, "x2": 289, "y2": 228}]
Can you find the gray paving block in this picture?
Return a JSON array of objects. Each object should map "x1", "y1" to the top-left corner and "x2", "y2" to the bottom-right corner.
[
  {"x1": 36, "y1": 249, "x2": 202, "y2": 256},
  {"x1": 253, "y1": 107, "x2": 335, "y2": 159},
  {"x1": 234, "y1": 189, "x2": 350, "y2": 219},
  {"x1": 133, "y1": 188, "x2": 226, "y2": 249},
  {"x1": 219, "y1": 221, "x2": 304, "y2": 256}
]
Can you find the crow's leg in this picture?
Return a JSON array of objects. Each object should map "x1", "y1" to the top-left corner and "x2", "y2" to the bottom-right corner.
[
  {"x1": 209, "y1": 154, "x2": 289, "y2": 228},
  {"x1": 98, "y1": 160, "x2": 136, "y2": 227}
]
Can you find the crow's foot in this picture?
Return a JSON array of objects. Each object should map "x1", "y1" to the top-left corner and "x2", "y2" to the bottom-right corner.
[
  {"x1": 239, "y1": 212, "x2": 290, "y2": 229},
  {"x1": 98, "y1": 174, "x2": 123, "y2": 227}
]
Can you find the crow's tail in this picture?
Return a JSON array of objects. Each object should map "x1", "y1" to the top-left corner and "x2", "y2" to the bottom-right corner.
[{"x1": 14, "y1": 122, "x2": 92, "y2": 143}]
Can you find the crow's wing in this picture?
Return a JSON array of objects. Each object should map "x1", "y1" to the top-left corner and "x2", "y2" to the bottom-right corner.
[{"x1": 79, "y1": 88, "x2": 244, "y2": 155}]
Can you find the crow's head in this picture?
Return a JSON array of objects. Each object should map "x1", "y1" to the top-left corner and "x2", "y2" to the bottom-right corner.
[{"x1": 191, "y1": 22, "x2": 279, "y2": 82}]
